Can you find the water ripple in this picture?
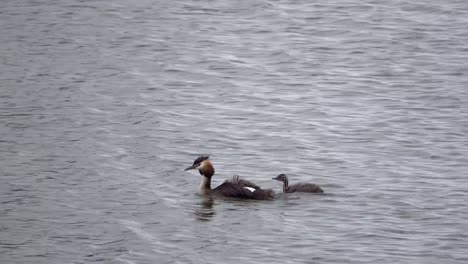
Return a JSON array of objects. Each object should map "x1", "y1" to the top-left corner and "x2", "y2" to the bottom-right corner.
[{"x1": 1, "y1": 0, "x2": 468, "y2": 263}]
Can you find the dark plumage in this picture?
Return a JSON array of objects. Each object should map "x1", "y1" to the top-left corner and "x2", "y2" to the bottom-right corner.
[
  {"x1": 272, "y1": 174, "x2": 324, "y2": 193},
  {"x1": 185, "y1": 156, "x2": 274, "y2": 200},
  {"x1": 229, "y1": 175, "x2": 261, "y2": 190},
  {"x1": 192, "y1": 155, "x2": 210, "y2": 166}
]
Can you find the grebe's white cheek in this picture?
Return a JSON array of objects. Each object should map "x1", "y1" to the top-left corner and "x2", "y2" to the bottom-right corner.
[
  {"x1": 244, "y1": 187, "x2": 255, "y2": 192},
  {"x1": 198, "y1": 161, "x2": 206, "y2": 170}
]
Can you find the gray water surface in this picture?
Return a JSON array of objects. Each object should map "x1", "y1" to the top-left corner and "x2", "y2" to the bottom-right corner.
[{"x1": 1, "y1": 0, "x2": 468, "y2": 263}]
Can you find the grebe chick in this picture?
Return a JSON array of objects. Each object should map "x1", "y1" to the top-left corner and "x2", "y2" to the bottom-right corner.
[
  {"x1": 272, "y1": 174, "x2": 324, "y2": 193},
  {"x1": 185, "y1": 156, "x2": 274, "y2": 200}
]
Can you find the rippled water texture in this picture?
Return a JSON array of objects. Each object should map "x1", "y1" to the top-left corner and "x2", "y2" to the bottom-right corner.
[{"x1": 1, "y1": 0, "x2": 468, "y2": 263}]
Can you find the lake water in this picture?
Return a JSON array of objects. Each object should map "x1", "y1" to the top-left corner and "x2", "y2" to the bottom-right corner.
[{"x1": 1, "y1": 0, "x2": 468, "y2": 263}]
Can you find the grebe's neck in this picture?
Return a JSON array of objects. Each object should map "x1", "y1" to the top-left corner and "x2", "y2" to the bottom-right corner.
[
  {"x1": 199, "y1": 176, "x2": 212, "y2": 195},
  {"x1": 282, "y1": 177, "x2": 289, "y2": 193}
]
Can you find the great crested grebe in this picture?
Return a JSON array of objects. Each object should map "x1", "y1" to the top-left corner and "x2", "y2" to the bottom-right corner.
[
  {"x1": 184, "y1": 156, "x2": 274, "y2": 200},
  {"x1": 272, "y1": 174, "x2": 324, "y2": 193}
]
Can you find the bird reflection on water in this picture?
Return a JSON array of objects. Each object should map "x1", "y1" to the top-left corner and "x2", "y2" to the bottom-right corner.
[{"x1": 193, "y1": 198, "x2": 216, "y2": 221}]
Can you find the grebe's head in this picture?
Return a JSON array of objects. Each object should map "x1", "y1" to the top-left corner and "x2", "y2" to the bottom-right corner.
[
  {"x1": 272, "y1": 174, "x2": 288, "y2": 182},
  {"x1": 184, "y1": 155, "x2": 214, "y2": 177},
  {"x1": 184, "y1": 155, "x2": 210, "y2": 171}
]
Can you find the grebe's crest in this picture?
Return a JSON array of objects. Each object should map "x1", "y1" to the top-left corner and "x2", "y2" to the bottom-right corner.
[{"x1": 192, "y1": 155, "x2": 209, "y2": 166}]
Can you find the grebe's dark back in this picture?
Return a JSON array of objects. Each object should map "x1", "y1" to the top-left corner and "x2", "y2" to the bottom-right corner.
[
  {"x1": 272, "y1": 174, "x2": 324, "y2": 193},
  {"x1": 185, "y1": 156, "x2": 274, "y2": 200},
  {"x1": 230, "y1": 174, "x2": 261, "y2": 191}
]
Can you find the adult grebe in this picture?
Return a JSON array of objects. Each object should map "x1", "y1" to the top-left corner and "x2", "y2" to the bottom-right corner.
[
  {"x1": 184, "y1": 156, "x2": 274, "y2": 200},
  {"x1": 272, "y1": 174, "x2": 324, "y2": 193}
]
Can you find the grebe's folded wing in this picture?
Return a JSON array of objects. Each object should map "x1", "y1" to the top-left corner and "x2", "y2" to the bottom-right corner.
[
  {"x1": 228, "y1": 175, "x2": 261, "y2": 190},
  {"x1": 214, "y1": 181, "x2": 274, "y2": 200},
  {"x1": 212, "y1": 181, "x2": 256, "y2": 198}
]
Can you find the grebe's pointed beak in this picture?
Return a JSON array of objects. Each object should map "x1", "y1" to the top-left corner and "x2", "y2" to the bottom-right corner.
[{"x1": 184, "y1": 164, "x2": 199, "y2": 171}]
